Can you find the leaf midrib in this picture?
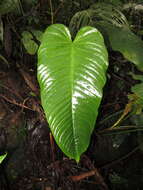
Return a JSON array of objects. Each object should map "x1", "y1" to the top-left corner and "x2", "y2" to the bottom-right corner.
[{"x1": 70, "y1": 42, "x2": 79, "y2": 161}]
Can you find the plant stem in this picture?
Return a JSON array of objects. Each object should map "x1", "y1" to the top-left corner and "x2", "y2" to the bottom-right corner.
[
  {"x1": 49, "y1": 0, "x2": 54, "y2": 24},
  {"x1": 101, "y1": 145, "x2": 140, "y2": 169}
]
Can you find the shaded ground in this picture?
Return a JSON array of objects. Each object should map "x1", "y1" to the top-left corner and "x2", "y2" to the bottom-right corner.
[
  {"x1": 1, "y1": 0, "x2": 143, "y2": 190},
  {"x1": 1, "y1": 52, "x2": 143, "y2": 190}
]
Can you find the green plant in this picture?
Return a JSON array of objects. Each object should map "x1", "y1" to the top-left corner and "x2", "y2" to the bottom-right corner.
[
  {"x1": 37, "y1": 1, "x2": 143, "y2": 162},
  {"x1": 0, "y1": 153, "x2": 7, "y2": 164},
  {"x1": 0, "y1": 0, "x2": 20, "y2": 15},
  {"x1": 129, "y1": 73, "x2": 143, "y2": 114},
  {"x1": 37, "y1": 24, "x2": 108, "y2": 161},
  {"x1": 69, "y1": 2, "x2": 143, "y2": 71},
  {"x1": 21, "y1": 30, "x2": 43, "y2": 55}
]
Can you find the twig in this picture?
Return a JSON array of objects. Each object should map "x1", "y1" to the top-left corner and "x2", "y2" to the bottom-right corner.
[
  {"x1": 111, "y1": 73, "x2": 131, "y2": 86},
  {"x1": 69, "y1": 168, "x2": 108, "y2": 190},
  {"x1": 54, "y1": 2, "x2": 64, "y2": 16},
  {"x1": 110, "y1": 102, "x2": 132, "y2": 129},
  {"x1": 70, "y1": 170, "x2": 97, "y2": 182},
  {"x1": 0, "y1": 94, "x2": 34, "y2": 111},
  {"x1": 17, "y1": 0, "x2": 24, "y2": 16},
  {"x1": 99, "y1": 125, "x2": 143, "y2": 136},
  {"x1": 70, "y1": 169, "x2": 100, "y2": 182},
  {"x1": 49, "y1": 0, "x2": 54, "y2": 24},
  {"x1": 101, "y1": 145, "x2": 140, "y2": 169},
  {"x1": 50, "y1": 132, "x2": 55, "y2": 163},
  {"x1": 69, "y1": 156, "x2": 109, "y2": 190},
  {"x1": 0, "y1": 83, "x2": 23, "y2": 100},
  {"x1": 69, "y1": 146, "x2": 139, "y2": 188},
  {"x1": 18, "y1": 68, "x2": 39, "y2": 95}
]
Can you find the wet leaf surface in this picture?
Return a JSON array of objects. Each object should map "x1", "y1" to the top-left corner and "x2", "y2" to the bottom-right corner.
[{"x1": 0, "y1": 0, "x2": 143, "y2": 189}]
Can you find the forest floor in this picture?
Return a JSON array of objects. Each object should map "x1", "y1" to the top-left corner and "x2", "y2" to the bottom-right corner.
[{"x1": 1, "y1": 52, "x2": 143, "y2": 190}]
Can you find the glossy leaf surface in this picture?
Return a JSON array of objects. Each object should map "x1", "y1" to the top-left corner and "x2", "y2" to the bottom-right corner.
[{"x1": 38, "y1": 24, "x2": 108, "y2": 161}]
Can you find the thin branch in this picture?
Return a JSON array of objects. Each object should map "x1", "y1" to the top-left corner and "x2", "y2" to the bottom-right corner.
[
  {"x1": 101, "y1": 145, "x2": 140, "y2": 169},
  {"x1": 49, "y1": 0, "x2": 54, "y2": 24},
  {"x1": 0, "y1": 84, "x2": 23, "y2": 100},
  {"x1": 0, "y1": 94, "x2": 34, "y2": 111},
  {"x1": 69, "y1": 167, "x2": 109, "y2": 190},
  {"x1": 69, "y1": 170, "x2": 98, "y2": 182},
  {"x1": 50, "y1": 132, "x2": 56, "y2": 162},
  {"x1": 69, "y1": 145, "x2": 140, "y2": 186}
]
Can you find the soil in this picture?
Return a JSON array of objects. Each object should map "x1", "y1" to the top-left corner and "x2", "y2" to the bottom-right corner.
[{"x1": 0, "y1": 52, "x2": 143, "y2": 190}]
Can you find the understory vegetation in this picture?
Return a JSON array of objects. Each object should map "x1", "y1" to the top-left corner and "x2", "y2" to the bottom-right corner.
[{"x1": 0, "y1": 0, "x2": 143, "y2": 190}]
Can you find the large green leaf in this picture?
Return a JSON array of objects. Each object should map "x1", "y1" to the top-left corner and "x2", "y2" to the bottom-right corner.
[
  {"x1": 96, "y1": 22, "x2": 143, "y2": 71},
  {"x1": 37, "y1": 24, "x2": 108, "y2": 161}
]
